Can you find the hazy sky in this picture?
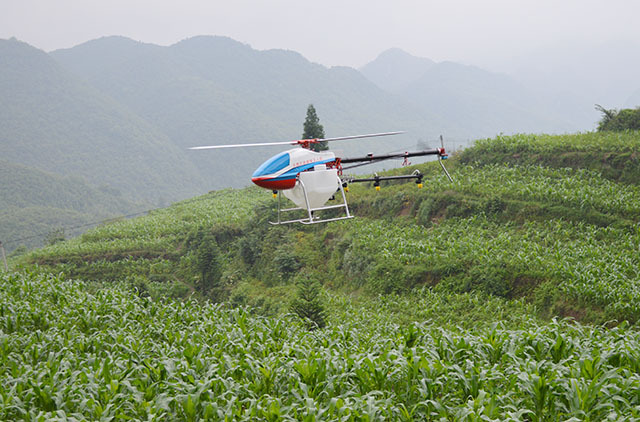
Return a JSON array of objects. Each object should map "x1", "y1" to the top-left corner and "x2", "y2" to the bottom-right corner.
[{"x1": 2, "y1": 0, "x2": 639, "y2": 70}]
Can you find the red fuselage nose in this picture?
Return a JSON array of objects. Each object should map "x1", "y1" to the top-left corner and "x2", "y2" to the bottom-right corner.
[{"x1": 251, "y1": 177, "x2": 297, "y2": 190}]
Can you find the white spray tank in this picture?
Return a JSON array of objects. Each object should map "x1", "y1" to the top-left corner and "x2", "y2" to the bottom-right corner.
[{"x1": 283, "y1": 164, "x2": 339, "y2": 210}]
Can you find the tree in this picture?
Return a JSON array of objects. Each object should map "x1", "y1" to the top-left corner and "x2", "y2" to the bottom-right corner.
[
  {"x1": 595, "y1": 104, "x2": 640, "y2": 131},
  {"x1": 302, "y1": 104, "x2": 328, "y2": 152},
  {"x1": 195, "y1": 233, "x2": 223, "y2": 299},
  {"x1": 290, "y1": 273, "x2": 328, "y2": 330}
]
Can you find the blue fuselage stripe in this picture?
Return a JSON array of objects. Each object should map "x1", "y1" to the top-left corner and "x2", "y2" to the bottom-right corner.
[{"x1": 261, "y1": 159, "x2": 334, "y2": 181}]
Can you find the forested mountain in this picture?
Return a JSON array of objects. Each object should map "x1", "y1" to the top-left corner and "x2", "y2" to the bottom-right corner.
[
  {"x1": 0, "y1": 38, "x2": 207, "y2": 203},
  {"x1": 0, "y1": 160, "x2": 138, "y2": 212},
  {"x1": 359, "y1": 48, "x2": 435, "y2": 94}
]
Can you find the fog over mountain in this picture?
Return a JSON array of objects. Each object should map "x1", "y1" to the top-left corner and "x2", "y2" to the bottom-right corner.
[
  {"x1": 505, "y1": 40, "x2": 640, "y2": 127},
  {"x1": 360, "y1": 49, "x2": 576, "y2": 136}
]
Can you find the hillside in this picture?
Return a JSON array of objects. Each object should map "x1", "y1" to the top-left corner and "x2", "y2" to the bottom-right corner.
[
  {"x1": 5, "y1": 271, "x2": 640, "y2": 419},
  {"x1": 3, "y1": 36, "x2": 605, "y2": 252},
  {"x1": 0, "y1": 160, "x2": 147, "y2": 252},
  {"x1": 5, "y1": 132, "x2": 640, "y2": 419},
  {"x1": 17, "y1": 131, "x2": 640, "y2": 325}
]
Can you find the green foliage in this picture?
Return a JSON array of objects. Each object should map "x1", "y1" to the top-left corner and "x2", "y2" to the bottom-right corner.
[
  {"x1": 596, "y1": 104, "x2": 640, "y2": 131},
  {"x1": 272, "y1": 247, "x2": 301, "y2": 278},
  {"x1": 302, "y1": 104, "x2": 327, "y2": 152},
  {"x1": 290, "y1": 273, "x2": 328, "y2": 329},
  {"x1": 238, "y1": 230, "x2": 263, "y2": 266}
]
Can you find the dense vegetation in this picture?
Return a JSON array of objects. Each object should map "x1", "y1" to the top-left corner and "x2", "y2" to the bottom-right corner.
[{"x1": 456, "y1": 131, "x2": 640, "y2": 185}]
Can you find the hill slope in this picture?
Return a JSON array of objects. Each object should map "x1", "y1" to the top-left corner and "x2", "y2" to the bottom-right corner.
[
  {"x1": 0, "y1": 160, "x2": 146, "y2": 252},
  {"x1": 0, "y1": 38, "x2": 207, "y2": 202},
  {"x1": 6, "y1": 132, "x2": 640, "y2": 419},
  {"x1": 5, "y1": 270, "x2": 640, "y2": 420}
]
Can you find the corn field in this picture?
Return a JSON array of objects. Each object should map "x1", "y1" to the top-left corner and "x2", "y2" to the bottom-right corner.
[
  {"x1": 337, "y1": 215, "x2": 640, "y2": 320},
  {"x1": 3, "y1": 271, "x2": 640, "y2": 420}
]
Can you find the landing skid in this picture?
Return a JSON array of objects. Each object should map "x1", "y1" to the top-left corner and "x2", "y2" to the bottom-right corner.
[{"x1": 269, "y1": 176, "x2": 353, "y2": 225}]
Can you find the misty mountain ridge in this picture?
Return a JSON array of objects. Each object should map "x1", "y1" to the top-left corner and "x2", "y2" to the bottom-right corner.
[
  {"x1": 51, "y1": 35, "x2": 446, "y2": 187},
  {"x1": 360, "y1": 48, "x2": 576, "y2": 135},
  {"x1": 359, "y1": 48, "x2": 436, "y2": 93},
  {"x1": 1, "y1": 35, "x2": 442, "y2": 249}
]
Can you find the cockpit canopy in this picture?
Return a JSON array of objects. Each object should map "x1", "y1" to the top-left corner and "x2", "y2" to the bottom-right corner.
[{"x1": 252, "y1": 151, "x2": 290, "y2": 178}]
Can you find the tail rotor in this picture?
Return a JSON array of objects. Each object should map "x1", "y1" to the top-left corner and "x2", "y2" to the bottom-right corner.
[{"x1": 438, "y1": 135, "x2": 453, "y2": 182}]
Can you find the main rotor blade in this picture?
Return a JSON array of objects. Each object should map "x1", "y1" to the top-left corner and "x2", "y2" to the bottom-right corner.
[
  {"x1": 188, "y1": 131, "x2": 404, "y2": 150},
  {"x1": 319, "y1": 131, "x2": 405, "y2": 142},
  {"x1": 189, "y1": 140, "x2": 298, "y2": 150}
]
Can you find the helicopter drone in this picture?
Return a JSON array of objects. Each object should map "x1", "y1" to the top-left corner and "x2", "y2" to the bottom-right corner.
[{"x1": 190, "y1": 132, "x2": 452, "y2": 225}]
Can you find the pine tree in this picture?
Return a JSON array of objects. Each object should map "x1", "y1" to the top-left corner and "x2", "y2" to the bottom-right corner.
[
  {"x1": 290, "y1": 274, "x2": 327, "y2": 330},
  {"x1": 302, "y1": 104, "x2": 328, "y2": 152},
  {"x1": 195, "y1": 233, "x2": 222, "y2": 298}
]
